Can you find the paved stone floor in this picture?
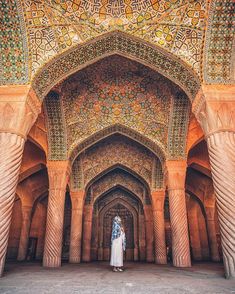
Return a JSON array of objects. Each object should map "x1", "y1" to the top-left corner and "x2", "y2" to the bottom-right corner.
[{"x1": 0, "y1": 261, "x2": 235, "y2": 294}]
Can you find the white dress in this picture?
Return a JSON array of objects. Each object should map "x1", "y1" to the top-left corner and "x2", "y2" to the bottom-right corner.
[{"x1": 110, "y1": 231, "x2": 125, "y2": 267}]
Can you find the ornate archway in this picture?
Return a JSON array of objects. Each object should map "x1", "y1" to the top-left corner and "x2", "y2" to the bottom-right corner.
[
  {"x1": 32, "y1": 32, "x2": 200, "y2": 101},
  {"x1": 88, "y1": 188, "x2": 146, "y2": 262}
]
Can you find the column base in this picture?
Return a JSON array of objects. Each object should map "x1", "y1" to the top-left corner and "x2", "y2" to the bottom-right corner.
[
  {"x1": 0, "y1": 256, "x2": 6, "y2": 278},
  {"x1": 155, "y1": 256, "x2": 167, "y2": 265},
  {"x1": 69, "y1": 257, "x2": 81, "y2": 264},
  {"x1": 173, "y1": 256, "x2": 191, "y2": 268},
  {"x1": 43, "y1": 256, "x2": 61, "y2": 268}
]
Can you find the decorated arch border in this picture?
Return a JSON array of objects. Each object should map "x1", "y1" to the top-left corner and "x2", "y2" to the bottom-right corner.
[
  {"x1": 32, "y1": 31, "x2": 200, "y2": 102},
  {"x1": 84, "y1": 164, "x2": 151, "y2": 193},
  {"x1": 204, "y1": 0, "x2": 235, "y2": 84},
  {"x1": 70, "y1": 124, "x2": 166, "y2": 164},
  {"x1": 88, "y1": 184, "x2": 144, "y2": 206}
]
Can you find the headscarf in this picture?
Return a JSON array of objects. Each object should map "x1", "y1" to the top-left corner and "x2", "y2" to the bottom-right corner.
[{"x1": 111, "y1": 216, "x2": 122, "y2": 242}]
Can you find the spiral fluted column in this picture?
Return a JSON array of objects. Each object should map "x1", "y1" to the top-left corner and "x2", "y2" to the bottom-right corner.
[
  {"x1": 43, "y1": 161, "x2": 71, "y2": 268},
  {"x1": 82, "y1": 204, "x2": 93, "y2": 262},
  {"x1": 206, "y1": 132, "x2": 235, "y2": 276},
  {"x1": 17, "y1": 204, "x2": 33, "y2": 261},
  {"x1": 166, "y1": 160, "x2": 191, "y2": 267},
  {"x1": 0, "y1": 85, "x2": 40, "y2": 277},
  {"x1": 152, "y1": 190, "x2": 167, "y2": 264},
  {"x1": 193, "y1": 85, "x2": 235, "y2": 278},
  {"x1": 69, "y1": 191, "x2": 84, "y2": 263},
  {"x1": 0, "y1": 133, "x2": 25, "y2": 276}
]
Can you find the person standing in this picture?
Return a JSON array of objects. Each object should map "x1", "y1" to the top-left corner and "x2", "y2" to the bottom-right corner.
[{"x1": 110, "y1": 216, "x2": 126, "y2": 272}]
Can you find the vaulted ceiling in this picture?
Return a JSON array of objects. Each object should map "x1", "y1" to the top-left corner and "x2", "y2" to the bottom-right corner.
[{"x1": 0, "y1": 0, "x2": 234, "y2": 86}]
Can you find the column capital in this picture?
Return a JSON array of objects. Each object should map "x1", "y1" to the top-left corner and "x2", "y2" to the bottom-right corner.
[
  {"x1": 205, "y1": 206, "x2": 215, "y2": 221},
  {"x1": 165, "y1": 160, "x2": 187, "y2": 190},
  {"x1": 70, "y1": 190, "x2": 84, "y2": 210},
  {"x1": 0, "y1": 85, "x2": 41, "y2": 138},
  {"x1": 192, "y1": 84, "x2": 235, "y2": 137},
  {"x1": 70, "y1": 190, "x2": 85, "y2": 199},
  {"x1": 47, "y1": 160, "x2": 71, "y2": 190},
  {"x1": 152, "y1": 190, "x2": 165, "y2": 211}
]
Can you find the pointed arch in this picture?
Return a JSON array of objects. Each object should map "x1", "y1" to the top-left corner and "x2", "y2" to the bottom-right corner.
[
  {"x1": 32, "y1": 31, "x2": 200, "y2": 102},
  {"x1": 70, "y1": 124, "x2": 165, "y2": 164}
]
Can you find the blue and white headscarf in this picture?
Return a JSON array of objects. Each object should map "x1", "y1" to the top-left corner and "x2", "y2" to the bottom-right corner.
[
  {"x1": 111, "y1": 216, "x2": 122, "y2": 242},
  {"x1": 111, "y1": 216, "x2": 126, "y2": 250}
]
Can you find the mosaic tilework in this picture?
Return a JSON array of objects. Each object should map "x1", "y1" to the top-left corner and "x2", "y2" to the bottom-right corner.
[
  {"x1": 204, "y1": 0, "x2": 235, "y2": 83},
  {"x1": 72, "y1": 135, "x2": 155, "y2": 189},
  {"x1": 45, "y1": 55, "x2": 190, "y2": 161},
  {"x1": 44, "y1": 91, "x2": 67, "y2": 160},
  {"x1": 21, "y1": 0, "x2": 207, "y2": 79},
  {"x1": 71, "y1": 156, "x2": 83, "y2": 190},
  {"x1": 0, "y1": 0, "x2": 29, "y2": 84},
  {"x1": 168, "y1": 91, "x2": 190, "y2": 158},
  {"x1": 152, "y1": 158, "x2": 164, "y2": 190},
  {"x1": 32, "y1": 31, "x2": 200, "y2": 101},
  {"x1": 62, "y1": 55, "x2": 172, "y2": 154}
]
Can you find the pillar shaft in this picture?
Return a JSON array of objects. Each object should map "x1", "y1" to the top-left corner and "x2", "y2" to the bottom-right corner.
[
  {"x1": 82, "y1": 204, "x2": 93, "y2": 262},
  {"x1": 43, "y1": 161, "x2": 70, "y2": 268},
  {"x1": 144, "y1": 205, "x2": 154, "y2": 262},
  {"x1": 0, "y1": 133, "x2": 25, "y2": 276},
  {"x1": 205, "y1": 207, "x2": 220, "y2": 262},
  {"x1": 152, "y1": 190, "x2": 167, "y2": 264},
  {"x1": 187, "y1": 201, "x2": 202, "y2": 261},
  {"x1": 193, "y1": 85, "x2": 235, "y2": 278},
  {"x1": 69, "y1": 191, "x2": 84, "y2": 263},
  {"x1": 166, "y1": 160, "x2": 191, "y2": 267},
  {"x1": 206, "y1": 132, "x2": 235, "y2": 274},
  {"x1": 17, "y1": 205, "x2": 33, "y2": 261},
  {"x1": 0, "y1": 85, "x2": 40, "y2": 277}
]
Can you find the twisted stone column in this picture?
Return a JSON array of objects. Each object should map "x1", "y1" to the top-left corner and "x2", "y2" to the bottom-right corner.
[
  {"x1": 205, "y1": 206, "x2": 220, "y2": 262},
  {"x1": 17, "y1": 204, "x2": 33, "y2": 261},
  {"x1": 0, "y1": 133, "x2": 25, "y2": 276},
  {"x1": 166, "y1": 160, "x2": 191, "y2": 267},
  {"x1": 152, "y1": 190, "x2": 167, "y2": 264},
  {"x1": 69, "y1": 190, "x2": 84, "y2": 263},
  {"x1": 43, "y1": 161, "x2": 71, "y2": 267},
  {"x1": 82, "y1": 204, "x2": 93, "y2": 262},
  {"x1": 0, "y1": 86, "x2": 40, "y2": 277},
  {"x1": 206, "y1": 133, "x2": 235, "y2": 275},
  {"x1": 193, "y1": 85, "x2": 235, "y2": 278}
]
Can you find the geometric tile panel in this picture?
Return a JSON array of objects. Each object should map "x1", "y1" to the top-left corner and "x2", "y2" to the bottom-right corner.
[
  {"x1": 152, "y1": 158, "x2": 164, "y2": 190},
  {"x1": 168, "y1": 91, "x2": 190, "y2": 159},
  {"x1": 32, "y1": 32, "x2": 200, "y2": 101},
  {"x1": 44, "y1": 91, "x2": 67, "y2": 160},
  {"x1": 204, "y1": 0, "x2": 235, "y2": 83},
  {"x1": 0, "y1": 0, "x2": 29, "y2": 84}
]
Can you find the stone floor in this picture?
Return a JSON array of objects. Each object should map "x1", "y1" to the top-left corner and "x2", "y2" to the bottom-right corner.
[{"x1": 0, "y1": 261, "x2": 235, "y2": 294}]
